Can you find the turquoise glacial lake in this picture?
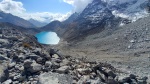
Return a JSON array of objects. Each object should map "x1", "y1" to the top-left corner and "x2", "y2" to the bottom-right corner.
[{"x1": 35, "y1": 31, "x2": 60, "y2": 45}]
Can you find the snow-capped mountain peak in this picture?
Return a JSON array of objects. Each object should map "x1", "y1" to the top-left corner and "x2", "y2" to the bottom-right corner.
[{"x1": 101, "y1": 0, "x2": 149, "y2": 22}]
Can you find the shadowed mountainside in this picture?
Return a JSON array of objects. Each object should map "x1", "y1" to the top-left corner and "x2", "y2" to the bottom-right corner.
[{"x1": 0, "y1": 11, "x2": 36, "y2": 28}]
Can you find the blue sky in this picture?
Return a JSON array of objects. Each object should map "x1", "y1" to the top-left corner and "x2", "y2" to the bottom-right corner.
[
  {"x1": 15, "y1": 0, "x2": 73, "y2": 14},
  {"x1": 0, "y1": 0, "x2": 92, "y2": 22}
]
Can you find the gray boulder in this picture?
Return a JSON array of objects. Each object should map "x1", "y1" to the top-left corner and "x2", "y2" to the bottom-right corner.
[
  {"x1": 38, "y1": 72, "x2": 73, "y2": 84},
  {"x1": 0, "y1": 65, "x2": 8, "y2": 82},
  {"x1": 28, "y1": 54, "x2": 39, "y2": 60},
  {"x1": 27, "y1": 62, "x2": 42, "y2": 73},
  {"x1": 0, "y1": 39, "x2": 9, "y2": 44},
  {"x1": 52, "y1": 54, "x2": 60, "y2": 59},
  {"x1": 24, "y1": 59, "x2": 33, "y2": 68},
  {"x1": 56, "y1": 66, "x2": 70, "y2": 74},
  {"x1": 2, "y1": 79, "x2": 12, "y2": 84},
  {"x1": 45, "y1": 61, "x2": 52, "y2": 67},
  {"x1": 8, "y1": 62, "x2": 16, "y2": 69}
]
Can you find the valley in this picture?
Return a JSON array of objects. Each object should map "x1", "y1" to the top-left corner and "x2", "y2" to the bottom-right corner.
[{"x1": 0, "y1": 0, "x2": 150, "y2": 84}]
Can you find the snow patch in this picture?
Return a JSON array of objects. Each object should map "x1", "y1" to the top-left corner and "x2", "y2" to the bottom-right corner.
[{"x1": 112, "y1": 10, "x2": 149, "y2": 22}]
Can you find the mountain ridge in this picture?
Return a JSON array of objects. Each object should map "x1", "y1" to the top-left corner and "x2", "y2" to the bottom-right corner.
[
  {"x1": 28, "y1": 19, "x2": 48, "y2": 27},
  {"x1": 0, "y1": 11, "x2": 36, "y2": 28}
]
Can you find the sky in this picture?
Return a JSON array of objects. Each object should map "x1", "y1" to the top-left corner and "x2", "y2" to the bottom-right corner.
[{"x1": 0, "y1": 0, "x2": 93, "y2": 23}]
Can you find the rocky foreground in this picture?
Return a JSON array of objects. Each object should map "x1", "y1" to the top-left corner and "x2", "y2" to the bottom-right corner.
[{"x1": 0, "y1": 28, "x2": 149, "y2": 84}]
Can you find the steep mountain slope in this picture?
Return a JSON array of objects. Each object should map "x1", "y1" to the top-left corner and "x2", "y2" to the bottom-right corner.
[
  {"x1": 41, "y1": 0, "x2": 124, "y2": 40},
  {"x1": 42, "y1": 0, "x2": 149, "y2": 41},
  {"x1": 0, "y1": 22, "x2": 39, "y2": 34},
  {"x1": 60, "y1": 0, "x2": 126, "y2": 41},
  {"x1": 41, "y1": 20, "x2": 63, "y2": 33},
  {"x1": 28, "y1": 19, "x2": 47, "y2": 27},
  {"x1": 63, "y1": 12, "x2": 79, "y2": 24},
  {"x1": 73, "y1": 0, "x2": 149, "y2": 32},
  {"x1": 50, "y1": 0, "x2": 150, "y2": 78},
  {"x1": 57, "y1": 15, "x2": 150, "y2": 79},
  {"x1": 40, "y1": 13, "x2": 79, "y2": 31},
  {"x1": 0, "y1": 11, "x2": 36, "y2": 28}
]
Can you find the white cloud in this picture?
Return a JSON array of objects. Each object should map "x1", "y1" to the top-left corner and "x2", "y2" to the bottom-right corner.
[
  {"x1": 20, "y1": 12, "x2": 72, "y2": 23},
  {"x1": 0, "y1": 0, "x2": 25, "y2": 14},
  {"x1": 63, "y1": 0, "x2": 74, "y2": 5},
  {"x1": 0, "y1": 0, "x2": 71, "y2": 23},
  {"x1": 63, "y1": 0, "x2": 93, "y2": 13}
]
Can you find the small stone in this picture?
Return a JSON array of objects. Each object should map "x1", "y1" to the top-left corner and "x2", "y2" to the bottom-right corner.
[
  {"x1": 38, "y1": 72, "x2": 72, "y2": 84},
  {"x1": 0, "y1": 55, "x2": 7, "y2": 61},
  {"x1": 13, "y1": 74, "x2": 21, "y2": 80},
  {"x1": 60, "y1": 59, "x2": 70, "y2": 66},
  {"x1": 129, "y1": 74, "x2": 136, "y2": 79},
  {"x1": 51, "y1": 62, "x2": 60, "y2": 69},
  {"x1": 36, "y1": 57, "x2": 44, "y2": 64},
  {"x1": 32, "y1": 81, "x2": 38, "y2": 84},
  {"x1": 77, "y1": 68, "x2": 92, "y2": 75},
  {"x1": 29, "y1": 54, "x2": 39, "y2": 60},
  {"x1": 56, "y1": 66, "x2": 70, "y2": 74},
  {"x1": 97, "y1": 70, "x2": 107, "y2": 82},
  {"x1": 115, "y1": 38, "x2": 118, "y2": 40},
  {"x1": 0, "y1": 65, "x2": 8, "y2": 82},
  {"x1": 24, "y1": 59, "x2": 33, "y2": 68},
  {"x1": 18, "y1": 54, "x2": 25, "y2": 60},
  {"x1": 105, "y1": 69, "x2": 116, "y2": 78},
  {"x1": 2, "y1": 79, "x2": 12, "y2": 84},
  {"x1": 147, "y1": 78, "x2": 150, "y2": 83},
  {"x1": 130, "y1": 40, "x2": 135, "y2": 43},
  {"x1": 18, "y1": 65, "x2": 24, "y2": 71},
  {"x1": 9, "y1": 72, "x2": 16, "y2": 79},
  {"x1": 128, "y1": 45, "x2": 131, "y2": 49},
  {"x1": 118, "y1": 76, "x2": 131, "y2": 83},
  {"x1": 107, "y1": 76, "x2": 119, "y2": 84},
  {"x1": 90, "y1": 72, "x2": 96, "y2": 79},
  {"x1": 8, "y1": 62, "x2": 16, "y2": 69},
  {"x1": 28, "y1": 62, "x2": 42, "y2": 73},
  {"x1": 18, "y1": 76, "x2": 26, "y2": 82},
  {"x1": 45, "y1": 61, "x2": 52, "y2": 67},
  {"x1": 33, "y1": 48, "x2": 42, "y2": 55},
  {"x1": 12, "y1": 81, "x2": 19, "y2": 84},
  {"x1": 52, "y1": 54, "x2": 59, "y2": 59},
  {"x1": 43, "y1": 52, "x2": 51, "y2": 60},
  {"x1": 138, "y1": 79, "x2": 147, "y2": 84},
  {"x1": 15, "y1": 64, "x2": 20, "y2": 69},
  {"x1": 72, "y1": 80, "x2": 77, "y2": 84},
  {"x1": 131, "y1": 79, "x2": 137, "y2": 84}
]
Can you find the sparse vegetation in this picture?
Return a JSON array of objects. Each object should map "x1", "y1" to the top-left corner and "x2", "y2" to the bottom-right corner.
[{"x1": 22, "y1": 42, "x2": 32, "y2": 49}]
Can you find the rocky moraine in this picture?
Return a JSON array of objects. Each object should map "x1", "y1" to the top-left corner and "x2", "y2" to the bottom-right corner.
[{"x1": 0, "y1": 28, "x2": 149, "y2": 84}]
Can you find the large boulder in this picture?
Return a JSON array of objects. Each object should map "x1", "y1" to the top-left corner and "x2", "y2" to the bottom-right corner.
[
  {"x1": 0, "y1": 65, "x2": 8, "y2": 82},
  {"x1": 56, "y1": 66, "x2": 70, "y2": 74},
  {"x1": 24, "y1": 60, "x2": 42, "y2": 73},
  {"x1": 2, "y1": 79, "x2": 12, "y2": 84},
  {"x1": 0, "y1": 55, "x2": 7, "y2": 61},
  {"x1": 0, "y1": 39, "x2": 9, "y2": 44},
  {"x1": 27, "y1": 62, "x2": 42, "y2": 73},
  {"x1": 38, "y1": 72, "x2": 73, "y2": 84}
]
